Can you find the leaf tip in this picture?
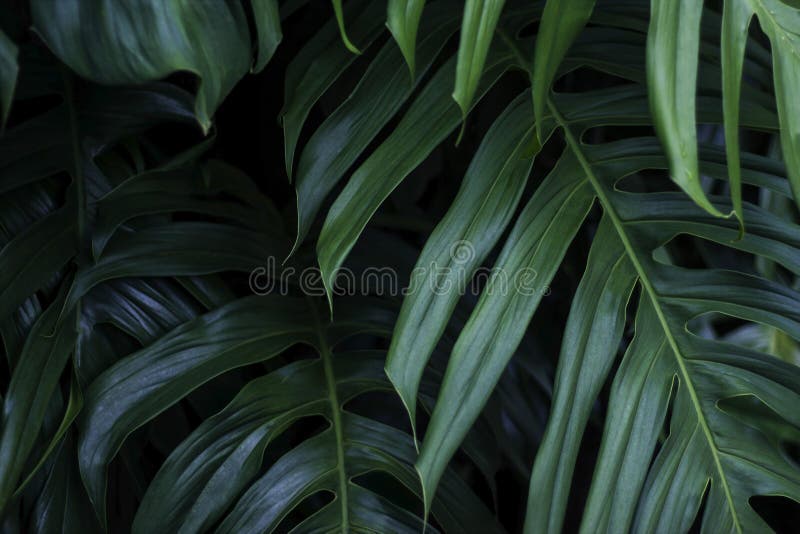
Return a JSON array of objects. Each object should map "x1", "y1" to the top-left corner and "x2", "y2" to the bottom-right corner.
[
  {"x1": 414, "y1": 463, "x2": 433, "y2": 533},
  {"x1": 452, "y1": 97, "x2": 468, "y2": 146},
  {"x1": 732, "y1": 210, "x2": 745, "y2": 242},
  {"x1": 321, "y1": 269, "x2": 335, "y2": 319},
  {"x1": 385, "y1": 366, "x2": 419, "y2": 449},
  {"x1": 332, "y1": 0, "x2": 361, "y2": 55}
]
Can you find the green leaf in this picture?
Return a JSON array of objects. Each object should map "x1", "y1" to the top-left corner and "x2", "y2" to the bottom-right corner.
[
  {"x1": 77, "y1": 278, "x2": 214, "y2": 385},
  {"x1": 532, "y1": 0, "x2": 595, "y2": 141},
  {"x1": 5, "y1": 2, "x2": 800, "y2": 532},
  {"x1": 82, "y1": 297, "x2": 497, "y2": 532},
  {"x1": 250, "y1": 0, "x2": 283, "y2": 72},
  {"x1": 647, "y1": 0, "x2": 724, "y2": 217},
  {"x1": 31, "y1": 0, "x2": 253, "y2": 132},
  {"x1": 92, "y1": 159, "x2": 281, "y2": 258},
  {"x1": 332, "y1": 0, "x2": 362, "y2": 54},
  {"x1": 0, "y1": 29, "x2": 17, "y2": 125},
  {"x1": 578, "y1": 294, "x2": 675, "y2": 532},
  {"x1": 526, "y1": 94, "x2": 800, "y2": 533},
  {"x1": 387, "y1": 0, "x2": 427, "y2": 75},
  {"x1": 293, "y1": 1, "x2": 460, "y2": 251},
  {"x1": 13, "y1": 372, "x2": 83, "y2": 499},
  {"x1": 0, "y1": 82, "x2": 194, "y2": 195},
  {"x1": 78, "y1": 296, "x2": 316, "y2": 526},
  {"x1": 524, "y1": 217, "x2": 637, "y2": 534},
  {"x1": 0, "y1": 205, "x2": 75, "y2": 322},
  {"x1": 385, "y1": 91, "x2": 548, "y2": 435},
  {"x1": 0, "y1": 294, "x2": 77, "y2": 512},
  {"x1": 452, "y1": 0, "x2": 506, "y2": 124},
  {"x1": 749, "y1": 0, "x2": 800, "y2": 210},
  {"x1": 416, "y1": 149, "x2": 596, "y2": 515},
  {"x1": 30, "y1": 434, "x2": 101, "y2": 534},
  {"x1": 721, "y1": 0, "x2": 753, "y2": 234},
  {"x1": 317, "y1": 49, "x2": 515, "y2": 306},
  {"x1": 63, "y1": 222, "x2": 288, "y2": 325},
  {"x1": 280, "y1": 0, "x2": 385, "y2": 177}
]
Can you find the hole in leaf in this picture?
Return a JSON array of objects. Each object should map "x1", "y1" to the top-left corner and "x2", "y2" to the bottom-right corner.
[
  {"x1": 687, "y1": 481, "x2": 710, "y2": 533},
  {"x1": 343, "y1": 390, "x2": 410, "y2": 433},
  {"x1": 273, "y1": 490, "x2": 336, "y2": 534},
  {"x1": 352, "y1": 471, "x2": 424, "y2": 520},
  {"x1": 260, "y1": 415, "x2": 332, "y2": 479},
  {"x1": 654, "y1": 232, "x2": 755, "y2": 273},
  {"x1": 750, "y1": 495, "x2": 800, "y2": 533}
]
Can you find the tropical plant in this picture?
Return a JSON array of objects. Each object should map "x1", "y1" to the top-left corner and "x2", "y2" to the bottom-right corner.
[{"x1": 0, "y1": 0, "x2": 799, "y2": 532}]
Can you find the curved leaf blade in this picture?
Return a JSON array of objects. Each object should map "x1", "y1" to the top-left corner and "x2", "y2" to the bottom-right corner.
[
  {"x1": 751, "y1": 0, "x2": 800, "y2": 210},
  {"x1": 250, "y1": 0, "x2": 283, "y2": 72},
  {"x1": 77, "y1": 296, "x2": 315, "y2": 527},
  {"x1": 387, "y1": 0, "x2": 427, "y2": 75},
  {"x1": 542, "y1": 95, "x2": 800, "y2": 532},
  {"x1": 524, "y1": 217, "x2": 637, "y2": 534},
  {"x1": 721, "y1": 0, "x2": 754, "y2": 233},
  {"x1": 31, "y1": 0, "x2": 252, "y2": 132},
  {"x1": 452, "y1": 0, "x2": 506, "y2": 122},
  {"x1": 0, "y1": 296, "x2": 76, "y2": 512},
  {"x1": 317, "y1": 49, "x2": 515, "y2": 306},
  {"x1": 280, "y1": 0, "x2": 385, "y2": 177},
  {"x1": 385, "y1": 91, "x2": 545, "y2": 434},
  {"x1": 416, "y1": 150, "x2": 596, "y2": 514},
  {"x1": 293, "y1": 2, "x2": 461, "y2": 250},
  {"x1": 532, "y1": 0, "x2": 595, "y2": 140},
  {"x1": 647, "y1": 0, "x2": 723, "y2": 216},
  {"x1": 578, "y1": 296, "x2": 674, "y2": 533},
  {"x1": 332, "y1": 0, "x2": 362, "y2": 54}
]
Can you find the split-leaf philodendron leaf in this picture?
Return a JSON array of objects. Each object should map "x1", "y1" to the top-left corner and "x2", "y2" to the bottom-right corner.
[{"x1": 0, "y1": 0, "x2": 798, "y2": 532}]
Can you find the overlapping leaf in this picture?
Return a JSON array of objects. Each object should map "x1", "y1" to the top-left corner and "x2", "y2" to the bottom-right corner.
[
  {"x1": 649, "y1": 0, "x2": 800, "y2": 222},
  {"x1": 373, "y1": 4, "x2": 800, "y2": 527},
  {"x1": 30, "y1": 0, "x2": 264, "y2": 131},
  {"x1": 387, "y1": 0, "x2": 427, "y2": 74},
  {"x1": 77, "y1": 294, "x2": 501, "y2": 532},
  {"x1": 2, "y1": 1, "x2": 800, "y2": 532},
  {"x1": 523, "y1": 119, "x2": 800, "y2": 531}
]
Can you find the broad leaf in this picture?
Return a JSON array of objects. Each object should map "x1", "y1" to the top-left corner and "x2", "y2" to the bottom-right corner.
[
  {"x1": 31, "y1": 0, "x2": 253, "y2": 131},
  {"x1": 293, "y1": 0, "x2": 461, "y2": 250},
  {"x1": 0, "y1": 292, "x2": 76, "y2": 512}
]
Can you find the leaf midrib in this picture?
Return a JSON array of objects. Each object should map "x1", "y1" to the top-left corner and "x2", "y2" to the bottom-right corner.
[
  {"x1": 548, "y1": 97, "x2": 743, "y2": 533},
  {"x1": 309, "y1": 298, "x2": 349, "y2": 532}
]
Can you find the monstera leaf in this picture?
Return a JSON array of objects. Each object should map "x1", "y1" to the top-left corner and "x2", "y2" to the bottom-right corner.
[
  {"x1": 645, "y1": 0, "x2": 800, "y2": 224},
  {"x1": 30, "y1": 0, "x2": 281, "y2": 131},
  {"x1": 292, "y1": 1, "x2": 799, "y2": 529},
  {"x1": 75, "y1": 294, "x2": 502, "y2": 532},
  {"x1": 2, "y1": 0, "x2": 800, "y2": 532},
  {"x1": 0, "y1": 46, "x2": 285, "y2": 522}
]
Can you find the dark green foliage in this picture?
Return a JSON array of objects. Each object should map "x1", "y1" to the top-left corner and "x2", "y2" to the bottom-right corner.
[{"x1": 0, "y1": 1, "x2": 799, "y2": 532}]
